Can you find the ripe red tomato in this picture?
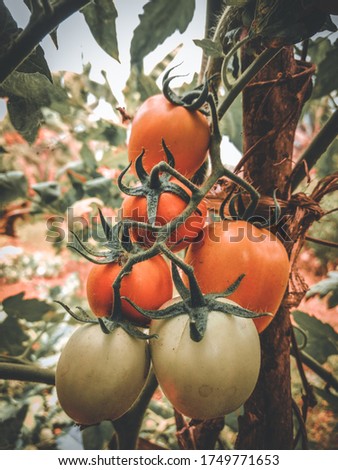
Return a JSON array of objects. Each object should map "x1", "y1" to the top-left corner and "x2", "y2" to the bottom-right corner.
[
  {"x1": 128, "y1": 94, "x2": 210, "y2": 178},
  {"x1": 121, "y1": 179, "x2": 207, "y2": 252},
  {"x1": 183, "y1": 220, "x2": 290, "y2": 332},
  {"x1": 86, "y1": 255, "x2": 173, "y2": 325}
]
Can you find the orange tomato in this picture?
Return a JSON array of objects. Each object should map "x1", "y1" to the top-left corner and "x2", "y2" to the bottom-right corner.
[
  {"x1": 86, "y1": 255, "x2": 173, "y2": 325},
  {"x1": 128, "y1": 95, "x2": 210, "y2": 178},
  {"x1": 183, "y1": 220, "x2": 290, "y2": 332},
  {"x1": 121, "y1": 179, "x2": 207, "y2": 252}
]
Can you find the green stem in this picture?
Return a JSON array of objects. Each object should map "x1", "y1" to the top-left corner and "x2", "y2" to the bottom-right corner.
[
  {"x1": 217, "y1": 47, "x2": 283, "y2": 120},
  {"x1": 294, "y1": 350, "x2": 338, "y2": 392},
  {"x1": 290, "y1": 109, "x2": 338, "y2": 192},
  {"x1": 112, "y1": 370, "x2": 158, "y2": 450},
  {"x1": 0, "y1": 362, "x2": 55, "y2": 385},
  {"x1": 221, "y1": 36, "x2": 251, "y2": 90},
  {"x1": 159, "y1": 244, "x2": 205, "y2": 308},
  {"x1": 305, "y1": 236, "x2": 338, "y2": 249},
  {"x1": 0, "y1": 0, "x2": 92, "y2": 84}
]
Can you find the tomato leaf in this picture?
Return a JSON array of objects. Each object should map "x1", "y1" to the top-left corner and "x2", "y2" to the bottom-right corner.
[
  {"x1": 305, "y1": 271, "x2": 338, "y2": 309},
  {"x1": 311, "y1": 38, "x2": 338, "y2": 99},
  {"x1": 130, "y1": 0, "x2": 195, "y2": 65},
  {"x1": 219, "y1": 94, "x2": 243, "y2": 152},
  {"x1": 313, "y1": 386, "x2": 338, "y2": 413},
  {"x1": 80, "y1": 144, "x2": 98, "y2": 172},
  {"x1": 32, "y1": 181, "x2": 61, "y2": 204},
  {"x1": 81, "y1": 0, "x2": 119, "y2": 62},
  {"x1": 250, "y1": 0, "x2": 335, "y2": 46},
  {"x1": 83, "y1": 176, "x2": 113, "y2": 204},
  {"x1": 0, "y1": 403, "x2": 28, "y2": 450},
  {"x1": 193, "y1": 38, "x2": 223, "y2": 58},
  {"x1": 0, "y1": 316, "x2": 29, "y2": 355},
  {"x1": 0, "y1": 2, "x2": 56, "y2": 142},
  {"x1": 0, "y1": 171, "x2": 28, "y2": 204},
  {"x1": 2, "y1": 292, "x2": 53, "y2": 322},
  {"x1": 292, "y1": 310, "x2": 338, "y2": 364},
  {"x1": 0, "y1": 71, "x2": 68, "y2": 143}
]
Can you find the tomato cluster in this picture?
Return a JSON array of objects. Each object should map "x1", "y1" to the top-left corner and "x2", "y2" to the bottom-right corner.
[{"x1": 56, "y1": 88, "x2": 290, "y2": 427}]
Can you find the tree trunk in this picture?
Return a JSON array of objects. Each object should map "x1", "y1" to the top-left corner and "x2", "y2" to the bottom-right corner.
[{"x1": 235, "y1": 47, "x2": 315, "y2": 449}]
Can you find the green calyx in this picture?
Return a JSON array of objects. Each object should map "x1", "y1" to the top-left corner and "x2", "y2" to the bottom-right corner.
[
  {"x1": 54, "y1": 300, "x2": 154, "y2": 340},
  {"x1": 118, "y1": 142, "x2": 197, "y2": 225},
  {"x1": 162, "y1": 64, "x2": 209, "y2": 112},
  {"x1": 123, "y1": 260, "x2": 271, "y2": 343},
  {"x1": 220, "y1": 184, "x2": 281, "y2": 229},
  {"x1": 67, "y1": 209, "x2": 137, "y2": 264}
]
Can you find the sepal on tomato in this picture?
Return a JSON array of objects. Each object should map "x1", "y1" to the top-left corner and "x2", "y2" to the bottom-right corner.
[
  {"x1": 122, "y1": 268, "x2": 272, "y2": 343},
  {"x1": 54, "y1": 300, "x2": 156, "y2": 340},
  {"x1": 162, "y1": 64, "x2": 210, "y2": 112},
  {"x1": 118, "y1": 142, "x2": 193, "y2": 225}
]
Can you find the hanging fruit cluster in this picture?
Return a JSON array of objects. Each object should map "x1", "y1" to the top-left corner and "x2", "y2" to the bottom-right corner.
[{"x1": 55, "y1": 67, "x2": 290, "y2": 427}]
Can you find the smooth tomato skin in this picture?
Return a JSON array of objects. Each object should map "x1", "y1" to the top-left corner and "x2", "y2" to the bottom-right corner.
[
  {"x1": 121, "y1": 180, "x2": 207, "y2": 252},
  {"x1": 128, "y1": 95, "x2": 210, "y2": 178},
  {"x1": 86, "y1": 255, "x2": 173, "y2": 325},
  {"x1": 150, "y1": 297, "x2": 261, "y2": 420},
  {"x1": 56, "y1": 324, "x2": 150, "y2": 425},
  {"x1": 183, "y1": 220, "x2": 290, "y2": 333}
]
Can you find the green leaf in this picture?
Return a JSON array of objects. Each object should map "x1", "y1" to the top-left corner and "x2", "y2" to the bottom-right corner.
[
  {"x1": 81, "y1": 0, "x2": 119, "y2": 62},
  {"x1": 80, "y1": 144, "x2": 97, "y2": 172},
  {"x1": 313, "y1": 386, "x2": 338, "y2": 413},
  {"x1": 2, "y1": 292, "x2": 53, "y2": 322},
  {"x1": 219, "y1": 94, "x2": 243, "y2": 152},
  {"x1": 0, "y1": 71, "x2": 68, "y2": 143},
  {"x1": 292, "y1": 310, "x2": 338, "y2": 364},
  {"x1": 0, "y1": 171, "x2": 28, "y2": 204},
  {"x1": 305, "y1": 271, "x2": 338, "y2": 309},
  {"x1": 0, "y1": 2, "x2": 56, "y2": 141},
  {"x1": 0, "y1": 403, "x2": 28, "y2": 450},
  {"x1": 312, "y1": 38, "x2": 338, "y2": 99},
  {"x1": 193, "y1": 38, "x2": 223, "y2": 58},
  {"x1": 123, "y1": 66, "x2": 160, "y2": 115},
  {"x1": 250, "y1": 0, "x2": 333, "y2": 46},
  {"x1": 130, "y1": 0, "x2": 195, "y2": 64},
  {"x1": 84, "y1": 176, "x2": 113, "y2": 203},
  {"x1": 0, "y1": 316, "x2": 28, "y2": 356},
  {"x1": 32, "y1": 181, "x2": 61, "y2": 204}
]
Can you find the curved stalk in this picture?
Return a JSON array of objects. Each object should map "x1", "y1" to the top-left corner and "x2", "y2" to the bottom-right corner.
[
  {"x1": 218, "y1": 47, "x2": 283, "y2": 120},
  {"x1": 0, "y1": 0, "x2": 92, "y2": 84},
  {"x1": 221, "y1": 36, "x2": 251, "y2": 90}
]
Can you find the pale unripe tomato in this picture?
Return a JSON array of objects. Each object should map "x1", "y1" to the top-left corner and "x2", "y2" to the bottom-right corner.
[
  {"x1": 56, "y1": 324, "x2": 150, "y2": 425},
  {"x1": 149, "y1": 297, "x2": 261, "y2": 420}
]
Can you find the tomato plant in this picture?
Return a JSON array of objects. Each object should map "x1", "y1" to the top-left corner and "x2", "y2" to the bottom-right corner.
[
  {"x1": 1, "y1": 0, "x2": 337, "y2": 452},
  {"x1": 121, "y1": 178, "x2": 207, "y2": 252},
  {"x1": 183, "y1": 220, "x2": 290, "y2": 333},
  {"x1": 56, "y1": 324, "x2": 150, "y2": 425},
  {"x1": 149, "y1": 297, "x2": 261, "y2": 420},
  {"x1": 128, "y1": 94, "x2": 210, "y2": 178},
  {"x1": 86, "y1": 254, "x2": 173, "y2": 325}
]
